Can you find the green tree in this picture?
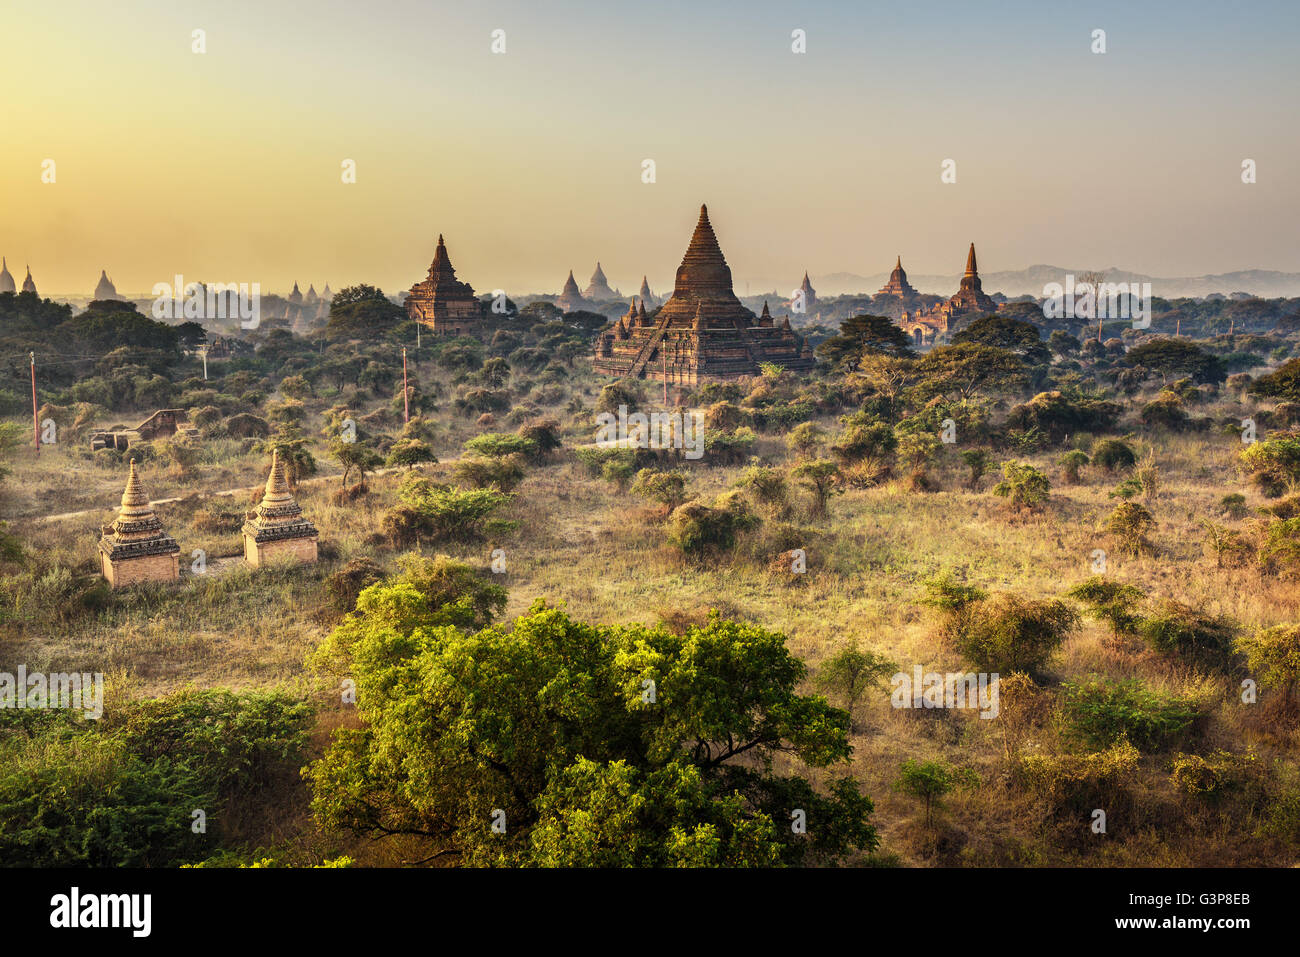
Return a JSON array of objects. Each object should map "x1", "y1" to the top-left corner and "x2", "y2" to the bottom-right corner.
[
  {"x1": 306, "y1": 603, "x2": 878, "y2": 866},
  {"x1": 894, "y1": 759, "x2": 978, "y2": 828}
]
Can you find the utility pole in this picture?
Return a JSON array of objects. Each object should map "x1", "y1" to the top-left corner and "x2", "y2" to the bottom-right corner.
[
  {"x1": 30, "y1": 352, "x2": 39, "y2": 454},
  {"x1": 200, "y1": 345, "x2": 209, "y2": 380},
  {"x1": 662, "y1": 349, "x2": 667, "y2": 405},
  {"x1": 402, "y1": 347, "x2": 410, "y2": 423}
]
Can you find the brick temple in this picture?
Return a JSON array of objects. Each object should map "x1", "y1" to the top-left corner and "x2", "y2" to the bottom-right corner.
[
  {"x1": 405, "y1": 235, "x2": 482, "y2": 336},
  {"x1": 98, "y1": 462, "x2": 181, "y2": 588},
  {"x1": 901, "y1": 243, "x2": 999, "y2": 346},
  {"x1": 243, "y1": 450, "x2": 319, "y2": 567},
  {"x1": 593, "y1": 205, "x2": 814, "y2": 382}
]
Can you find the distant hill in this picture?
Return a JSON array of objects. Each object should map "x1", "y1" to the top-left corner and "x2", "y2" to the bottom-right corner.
[{"x1": 805, "y1": 267, "x2": 1300, "y2": 300}]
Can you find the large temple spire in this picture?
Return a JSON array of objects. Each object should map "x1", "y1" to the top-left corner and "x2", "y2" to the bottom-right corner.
[{"x1": 965, "y1": 243, "x2": 978, "y2": 276}]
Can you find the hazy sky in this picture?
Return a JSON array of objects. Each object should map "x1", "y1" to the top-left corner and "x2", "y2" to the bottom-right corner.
[{"x1": 2, "y1": 0, "x2": 1297, "y2": 298}]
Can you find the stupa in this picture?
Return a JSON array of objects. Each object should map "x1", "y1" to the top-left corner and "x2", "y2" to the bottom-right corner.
[
  {"x1": 242, "y1": 450, "x2": 319, "y2": 567},
  {"x1": 593, "y1": 204, "x2": 814, "y2": 383},
  {"x1": 556, "y1": 270, "x2": 588, "y2": 312},
  {"x1": 98, "y1": 462, "x2": 181, "y2": 587},
  {"x1": 583, "y1": 262, "x2": 618, "y2": 301},
  {"x1": 20, "y1": 266, "x2": 36, "y2": 295},
  {"x1": 0, "y1": 258, "x2": 15, "y2": 293},
  {"x1": 94, "y1": 270, "x2": 120, "y2": 301},
  {"x1": 404, "y1": 234, "x2": 482, "y2": 336}
]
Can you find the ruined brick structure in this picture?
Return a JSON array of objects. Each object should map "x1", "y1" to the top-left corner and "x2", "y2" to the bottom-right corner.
[
  {"x1": 98, "y1": 462, "x2": 180, "y2": 588},
  {"x1": 242, "y1": 450, "x2": 319, "y2": 567},
  {"x1": 405, "y1": 235, "x2": 482, "y2": 336},
  {"x1": 593, "y1": 205, "x2": 814, "y2": 383}
]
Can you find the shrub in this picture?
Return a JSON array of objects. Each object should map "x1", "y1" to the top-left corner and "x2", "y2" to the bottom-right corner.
[
  {"x1": 1107, "y1": 501, "x2": 1156, "y2": 556},
  {"x1": 631, "y1": 469, "x2": 688, "y2": 512},
  {"x1": 453, "y1": 455, "x2": 526, "y2": 492},
  {"x1": 1091, "y1": 438, "x2": 1137, "y2": 473},
  {"x1": 1236, "y1": 624, "x2": 1300, "y2": 709},
  {"x1": 894, "y1": 759, "x2": 978, "y2": 827},
  {"x1": 385, "y1": 477, "x2": 513, "y2": 544},
  {"x1": 1170, "y1": 751, "x2": 1266, "y2": 807},
  {"x1": 814, "y1": 646, "x2": 898, "y2": 717},
  {"x1": 1066, "y1": 576, "x2": 1145, "y2": 637},
  {"x1": 464, "y1": 432, "x2": 539, "y2": 461},
  {"x1": 1138, "y1": 600, "x2": 1237, "y2": 665},
  {"x1": 667, "y1": 495, "x2": 759, "y2": 560},
  {"x1": 1239, "y1": 438, "x2": 1300, "y2": 498},
  {"x1": 992, "y1": 462, "x2": 1051, "y2": 510},
  {"x1": 948, "y1": 593, "x2": 1077, "y2": 675},
  {"x1": 386, "y1": 438, "x2": 437, "y2": 470},
  {"x1": 1015, "y1": 739, "x2": 1139, "y2": 818},
  {"x1": 1058, "y1": 449, "x2": 1089, "y2": 484},
  {"x1": 737, "y1": 466, "x2": 790, "y2": 517},
  {"x1": 1060, "y1": 678, "x2": 1200, "y2": 752}
]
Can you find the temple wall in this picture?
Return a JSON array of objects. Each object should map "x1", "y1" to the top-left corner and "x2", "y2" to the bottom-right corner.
[
  {"x1": 103, "y1": 551, "x2": 179, "y2": 588},
  {"x1": 244, "y1": 534, "x2": 318, "y2": 567}
]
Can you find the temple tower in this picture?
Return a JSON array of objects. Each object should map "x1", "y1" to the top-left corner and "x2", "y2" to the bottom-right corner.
[
  {"x1": 98, "y1": 462, "x2": 181, "y2": 588},
  {"x1": 242, "y1": 450, "x2": 319, "y2": 567},
  {"x1": 0, "y1": 258, "x2": 15, "y2": 294},
  {"x1": 404, "y1": 234, "x2": 482, "y2": 336},
  {"x1": 94, "y1": 270, "x2": 119, "y2": 300},
  {"x1": 583, "y1": 262, "x2": 617, "y2": 300},
  {"x1": 21, "y1": 266, "x2": 36, "y2": 295}
]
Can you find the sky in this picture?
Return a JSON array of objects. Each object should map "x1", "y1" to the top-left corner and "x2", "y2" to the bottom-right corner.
[{"x1": 1, "y1": 0, "x2": 1297, "y2": 299}]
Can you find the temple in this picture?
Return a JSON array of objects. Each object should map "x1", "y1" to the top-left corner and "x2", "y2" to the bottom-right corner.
[
  {"x1": 20, "y1": 266, "x2": 36, "y2": 295},
  {"x1": 877, "y1": 256, "x2": 917, "y2": 298},
  {"x1": 583, "y1": 263, "x2": 618, "y2": 301},
  {"x1": 405, "y1": 235, "x2": 482, "y2": 336},
  {"x1": 638, "y1": 275, "x2": 657, "y2": 308},
  {"x1": 98, "y1": 462, "x2": 181, "y2": 587},
  {"x1": 901, "y1": 243, "x2": 999, "y2": 347},
  {"x1": 0, "y1": 258, "x2": 14, "y2": 293},
  {"x1": 242, "y1": 450, "x2": 319, "y2": 567},
  {"x1": 794, "y1": 272, "x2": 817, "y2": 310},
  {"x1": 94, "y1": 270, "x2": 120, "y2": 301},
  {"x1": 556, "y1": 270, "x2": 588, "y2": 312},
  {"x1": 593, "y1": 204, "x2": 814, "y2": 383}
]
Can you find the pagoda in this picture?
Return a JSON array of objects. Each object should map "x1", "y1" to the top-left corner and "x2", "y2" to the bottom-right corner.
[
  {"x1": 583, "y1": 262, "x2": 618, "y2": 301},
  {"x1": 901, "y1": 243, "x2": 999, "y2": 347},
  {"x1": 556, "y1": 270, "x2": 588, "y2": 312},
  {"x1": 0, "y1": 258, "x2": 14, "y2": 293},
  {"x1": 593, "y1": 204, "x2": 814, "y2": 383},
  {"x1": 638, "y1": 275, "x2": 657, "y2": 308},
  {"x1": 98, "y1": 462, "x2": 180, "y2": 588},
  {"x1": 794, "y1": 272, "x2": 817, "y2": 310},
  {"x1": 94, "y1": 270, "x2": 120, "y2": 301},
  {"x1": 877, "y1": 256, "x2": 918, "y2": 298},
  {"x1": 20, "y1": 266, "x2": 36, "y2": 295},
  {"x1": 405, "y1": 234, "x2": 482, "y2": 336},
  {"x1": 242, "y1": 450, "x2": 319, "y2": 567}
]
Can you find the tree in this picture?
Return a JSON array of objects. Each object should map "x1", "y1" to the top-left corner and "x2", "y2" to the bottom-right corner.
[
  {"x1": 894, "y1": 759, "x2": 978, "y2": 828},
  {"x1": 325, "y1": 286, "x2": 405, "y2": 339},
  {"x1": 1124, "y1": 338, "x2": 1226, "y2": 384},
  {"x1": 913, "y1": 343, "x2": 1028, "y2": 401},
  {"x1": 1059, "y1": 449, "x2": 1090, "y2": 484},
  {"x1": 815, "y1": 314, "x2": 913, "y2": 370},
  {"x1": 386, "y1": 438, "x2": 438, "y2": 470},
  {"x1": 306, "y1": 602, "x2": 878, "y2": 866},
  {"x1": 331, "y1": 441, "x2": 384, "y2": 487},
  {"x1": 1248, "y1": 358, "x2": 1300, "y2": 404},
  {"x1": 1107, "y1": 501, "x2": 1157, "y2": 557},
  {"x1": 1239, "y1": 438, "x2": 1300, "y2": 498},
  {"x1": 960, "y1": 448, "x2": 993, "y2": 490},
  {"x1": 631, "y1": 468, "x2": 688, "y2": 512},
  {"x1": 814, "y1": 645, "x2": 897, "y2": 720},
  {"x1": 952, "y1": 315, "x2": 1051, "y2": 365},
  {"x1": 792, "y1": 460, "x2": 841, "y2": 519},
  {"x1": 1237, "y1": 624, "x2": 1300, "y2": 710}
]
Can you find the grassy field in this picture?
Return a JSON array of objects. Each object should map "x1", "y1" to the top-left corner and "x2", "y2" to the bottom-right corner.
[{"x1": 2, "y1": 365, "x2": 1298, "y2": 867}]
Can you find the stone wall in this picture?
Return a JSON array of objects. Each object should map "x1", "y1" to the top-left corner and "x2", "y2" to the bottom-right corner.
[{"x1": 244, "y1": 534, "x2": 318, "y2": 567}]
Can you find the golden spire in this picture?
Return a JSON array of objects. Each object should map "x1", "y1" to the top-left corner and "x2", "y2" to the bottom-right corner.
[
  {"x1": 260, "y1": 449, "x2": 294, "y2": 507},
  {"x1": 118, "y1": 461, "x2": 154, "y2": 520}
]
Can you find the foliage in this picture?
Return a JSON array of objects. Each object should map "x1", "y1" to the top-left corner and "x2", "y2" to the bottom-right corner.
[{"x1": 1060, "y1": 678, "x2": 1200, "y2": 752}]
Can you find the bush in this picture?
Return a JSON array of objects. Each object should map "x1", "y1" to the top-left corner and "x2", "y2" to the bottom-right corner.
[
  {"x1": 992, "y1": 462, "x2": 1050, "y2": 510},
  {"x1": 1060, "y1": 678, "x2": 1200, "y2": 751},
  {"x1": 1138, "y1": 600, "x2": 1236, "y2": 666},
  {"x1": 1107, "y1": 501, "x2": 1156, "y2": 557},
  {"x1": 1236, "y1": 624, "x2": 1300, "y2": 709},
  {"x1": 667, "y1": 495, "x2": 760, "y2": 560},
  {"x1": 946, "y1": 592, "x2": 1077, "y2": 675},
  {"x1": 1066, "y1": 576, "x2": 1145, "y2": 637},
  {"x1": 1239, "y1": 438, "x2": 1300, "y2": 498},
  {"x1": 1091, "y1": 438, "x2": 1137, "y2": 473},
  {"x1": 1170, "y1": 751, "x2": 1266, "y2": 807},
  {"x1": 1015, "y1": 739, "x2": 1139, "y2": 818},
  {"x1": 631, "y1": 468, "x2": 688, "y2": 512},
  {"x1": 384, "y1": 477, "x2": 513, "y2": 545}
]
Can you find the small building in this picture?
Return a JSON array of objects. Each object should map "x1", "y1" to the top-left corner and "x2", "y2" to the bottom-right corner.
[
  {"x1": 89, "y1": 409, "x2": 196, "y2": 452},
  {"x1": 98, "y1": 462, "x2": 180, "y2": 588},
  {"x1": 242, "y1": 450, "x2": 319, "y2": 567}
]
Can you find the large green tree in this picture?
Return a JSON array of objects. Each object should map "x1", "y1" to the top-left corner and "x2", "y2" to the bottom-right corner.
[{"x1": 307, "y1": 588, "x2": 877, "y2": 866}]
